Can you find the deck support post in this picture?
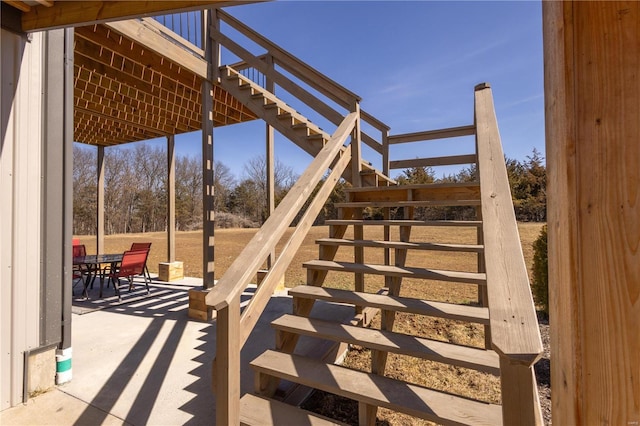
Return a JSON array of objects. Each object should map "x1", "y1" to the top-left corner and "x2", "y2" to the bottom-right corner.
[
  {"x1": 202, "y1": 8, "x2": 216, "y2": 289},
  {"x1": 544, "y1": 2, "x2": 640, "y2": 424},
  {"x1": 96, "y1": 145, "x2": 105, "y2": 255},
  {"x1": 167, "y1": 135, "x2": 176, "y2": 263}
]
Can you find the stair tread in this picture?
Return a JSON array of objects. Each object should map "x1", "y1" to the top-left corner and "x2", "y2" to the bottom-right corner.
[
  {"x1": 326, "y1": 219, "x2": 482, "y2": 227},
  {"x1": 303, "y1": 260, "x2": 486, "y2": 285},
  {"x1": 335, "y1": 200, "x2": 481, "y2": 208},
  {"x1": 316, "y1": 238, "x2": 484, "y2": 252},
  {"x1": 272, "y1": 314, "x2": 500, "y2": 375},
  {"x1": 288, "y1": 286, "x2": 489, "y2": 324},
  {"x1": 251, "y1": 350, "x2": 502, "y2": 425},
  {"x1": 239, "y1": 393, "x2": 346, "y2": 426}
]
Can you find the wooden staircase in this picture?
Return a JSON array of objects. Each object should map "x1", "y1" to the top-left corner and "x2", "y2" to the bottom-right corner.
[
  {"x1": 238, "y1": 183, "x2": 510, "y2": 425},
  {"x1": 206, "y1": 13, "x2": 542, "y2": 422},
  {"x1": 218, "y1": 66, "x2": 394, "y2": 187}
]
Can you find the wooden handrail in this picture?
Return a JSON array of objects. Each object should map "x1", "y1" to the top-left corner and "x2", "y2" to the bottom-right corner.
[
  {"x1": 239, "y1": 145, "x2": 353, "y2": 346},
  {"x1": 217, "y1": 9, "x2": 361, "y2": 107},
  {"x1": 211, "y1": 114, "x2": 357, "y2": 426},
  {"x1": 475, "y1": 83, "x2": 543, "y2": 426},
  {"x1": 206, "y1": 112, "x2": 358, "y2": 310},
  {"x1": 475, "y1": 83, "x2": 543, "y2": 365}
]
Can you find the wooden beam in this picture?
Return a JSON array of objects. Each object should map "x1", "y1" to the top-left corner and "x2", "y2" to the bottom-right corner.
[
  {"x1": 544, "y1": 2, "x2": 640, "y2": 424},
  {"x1": 21, "y1": 1, "x2": 257, "y2": 32},
  {"x1": 105, "y1": 18, "x2": 208, "y2": 80}
]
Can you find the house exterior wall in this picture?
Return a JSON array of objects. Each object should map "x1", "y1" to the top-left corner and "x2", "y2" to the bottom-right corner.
[{"x1": 1, "y1": 28, "x2": 45, "y2": 410}]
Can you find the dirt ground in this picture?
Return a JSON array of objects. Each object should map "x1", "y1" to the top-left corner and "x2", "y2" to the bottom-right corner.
[{"x1": 77, "y1": 222, "x2": 548, "y2": 425}]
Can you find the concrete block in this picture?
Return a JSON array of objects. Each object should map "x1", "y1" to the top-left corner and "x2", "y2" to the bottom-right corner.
[
  {"x1": 28, "y1": 347, "x2": 56, "y2": 396},
  {"x1": 158, "y1": 261, "x2": 183, "y2": 282}
]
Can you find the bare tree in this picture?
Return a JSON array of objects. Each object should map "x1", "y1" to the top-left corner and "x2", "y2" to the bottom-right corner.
[
  {"x1": 242, "y1": 154, "x2": 298, "y2": 223},
  {"x1": 176, "y1": 155, "x2": 202, "y2": 230},
  {"x1": 214, "y1": 160, "x2": 236, "y2": 213},
  {"x1": 72, "y1": 145, "x2": 97, "y2": 235}
]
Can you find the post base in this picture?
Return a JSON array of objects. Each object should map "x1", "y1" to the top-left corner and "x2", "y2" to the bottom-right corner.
[{"x1": 188, "y1": 288, "x2": 216, "y2": 321}]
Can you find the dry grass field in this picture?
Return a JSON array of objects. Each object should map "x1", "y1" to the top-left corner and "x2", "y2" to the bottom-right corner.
[
  {"x1": 77, "y1": 222, "x2": 543, "y2": 289},
  {"x1": 76, "y1": 222, "x2": 546, "y2": 425}
]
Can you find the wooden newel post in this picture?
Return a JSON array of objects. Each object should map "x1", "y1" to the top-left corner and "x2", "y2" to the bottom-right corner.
[
  {"x1": 499, "y1": 357, "x2": 543, "y2": 426},
  {"x1": 214, "y1": 295, "x2": 241, "y2": 426}
]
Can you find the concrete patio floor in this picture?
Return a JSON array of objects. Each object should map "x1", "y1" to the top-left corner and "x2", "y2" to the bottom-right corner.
[{"x1": 1, "y1": 278, "x2": 351, "y2": 425}]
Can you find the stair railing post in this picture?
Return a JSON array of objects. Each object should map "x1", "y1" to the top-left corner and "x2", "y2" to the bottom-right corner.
[
  {"x1": 351, "y1": 102, "x2": 362, "y2": 187},
  {"x1": 382, "y1": 128, "x2": 390, "y2": 177},
  {"x1": 214, "y1": 295, "x2": 241, "y2": 426},
  {"x1": 499, "y1": 358, "x2": 544, "y2": 426}
]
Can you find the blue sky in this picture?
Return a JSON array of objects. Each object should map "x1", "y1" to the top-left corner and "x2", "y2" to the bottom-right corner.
[{"x1": 146, "y1": 1, "x2": 544, "y2": 180}]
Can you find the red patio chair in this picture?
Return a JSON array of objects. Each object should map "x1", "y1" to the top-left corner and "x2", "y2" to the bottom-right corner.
[
  {"x1": 106, "y1": 250, "x2": 150, "y2": 300},
  {"x1": 72, "y1": 244, "x2": 86, "y2": 295},
  {"x1": 130, "y1": 242, "x2": 152, "y2": 282}
]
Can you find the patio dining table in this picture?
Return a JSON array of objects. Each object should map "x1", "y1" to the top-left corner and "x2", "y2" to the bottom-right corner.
[{"x1": 73, "y1": 253, "x2": 123, "y2": 299}]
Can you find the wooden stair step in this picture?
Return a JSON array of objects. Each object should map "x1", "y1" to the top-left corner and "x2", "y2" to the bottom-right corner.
[
  {"x1": 239, "y1": 393, "x2": 346, "y2": 426},
  {"x1": 272, "y1": 314, "x2": 500, "y2": 375},
  {"x1": 325, "y1": 219, "x2": 482, "y2": 227},
  {"x1": 288, "y1": 286, "x2": 489, "y2": 324},
  {"x1": 303, "y1": 260, "x2": 486, "y2": 285},
  {"x1": 316, "y1": 238, "x2": 484, "y2": 253},
  {"x1": 335, "y1": 200, "x2": 481, "y2": 208},
  {"x1": 251, "y1": 350, "x2": 502, "y2": 425},
  {"x1": 263, "y1": 101, "x2": 281, "y2": 111}
]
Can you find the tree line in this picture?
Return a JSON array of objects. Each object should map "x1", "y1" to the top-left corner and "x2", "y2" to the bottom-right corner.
[
  {"x1": 73, "y1": 144, "x2": 546, "y2": 235},
  {"x1": 389, "y1": 148, "x2": 547, "y2": 222}
]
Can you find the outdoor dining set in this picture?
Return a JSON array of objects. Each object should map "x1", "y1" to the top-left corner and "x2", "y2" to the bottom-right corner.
[{"x1": 72, "y1": 240, "x2": 152, "y2": 300}]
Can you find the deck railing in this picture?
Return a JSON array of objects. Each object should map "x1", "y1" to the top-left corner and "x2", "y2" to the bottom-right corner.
[
  {"x1": 153, "y1": 11, "x2": 203, "y2": 50},
  {"x1": 474, "y1": 83, "x2": 544, "y2": 425},
  {"x1": 206, "y1": 113, "x2": 357, "y2": 425}
]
